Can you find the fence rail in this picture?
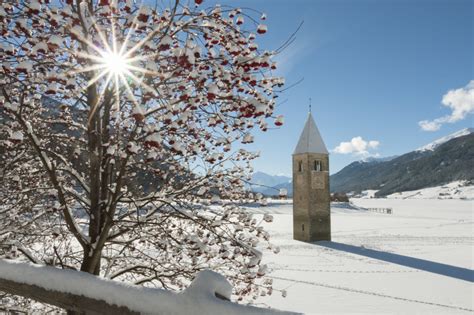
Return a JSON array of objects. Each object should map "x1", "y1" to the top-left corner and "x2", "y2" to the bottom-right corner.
[{"x1": 0, "y1": 259, "x2": 295, "y2": 315}]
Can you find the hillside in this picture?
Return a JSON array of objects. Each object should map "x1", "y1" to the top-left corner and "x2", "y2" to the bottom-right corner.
[{"x1": 330, "y1": 129, "x2": 474, "y2": 196}]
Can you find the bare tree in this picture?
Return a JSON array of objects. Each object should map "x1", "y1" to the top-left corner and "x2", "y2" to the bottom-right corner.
[{"x1": 0, "y1": 0, "x2": 285, "y2": 310}]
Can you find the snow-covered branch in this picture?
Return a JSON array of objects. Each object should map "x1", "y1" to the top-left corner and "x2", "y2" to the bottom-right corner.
[{"x1": 1, "y1": 0, "x2": 286, "y2": 307}]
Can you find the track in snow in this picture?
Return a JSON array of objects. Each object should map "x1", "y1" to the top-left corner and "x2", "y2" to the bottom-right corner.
[
  {"x1": 271, "y1": 267, "x2": 420, "y2": 274},
  {"x1": 270, "y1": 275, "x2": 473, "y2": 313}
]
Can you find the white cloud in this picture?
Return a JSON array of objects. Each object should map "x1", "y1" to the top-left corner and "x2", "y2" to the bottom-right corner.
[
  {"x1": 418, "y1": 120, "x2": 442, "y2": 132},
  {"x1": 368, "y1": 140, "x2": 380, "y2": 148},
  {"x1": 419, "y1": 80, "x2": 474, "y2": 132},
  {"x1": 333, "y1": 136, "x2": 380, "y2": 156}
]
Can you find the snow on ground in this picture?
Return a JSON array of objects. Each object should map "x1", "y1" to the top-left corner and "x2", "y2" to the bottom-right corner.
[
  {"x1": 386, "y1": 181, "x2": 474, "y2": 200},
  {"x1": 248, "y1": 199, "x2": 473, "y2": 314},
  {"x1": 359, "y1": 190, "x2": 379, "y2": 198}
]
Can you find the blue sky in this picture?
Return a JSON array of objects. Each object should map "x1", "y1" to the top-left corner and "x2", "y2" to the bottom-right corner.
[
  {"x1": 44, "y1": 0, "x2": 472, "y2": 175},
  {"x1": 209, "y1": 0, "x2": 473, "y2": 175}
]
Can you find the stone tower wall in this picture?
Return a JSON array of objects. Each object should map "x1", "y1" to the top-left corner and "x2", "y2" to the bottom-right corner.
[{"x1": 292, "y1": 153, "x2": 331, "y2": 242}]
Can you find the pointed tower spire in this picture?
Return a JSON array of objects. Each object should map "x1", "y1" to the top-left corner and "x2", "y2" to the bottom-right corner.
[
  {"x1": 293, "y1": 112, "x2": 328, "y2": 155},
  {"x1": 292, "y1": 106, "x2": 331, "y2": 242}
]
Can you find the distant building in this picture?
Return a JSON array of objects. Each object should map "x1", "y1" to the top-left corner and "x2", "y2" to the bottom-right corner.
[{"x1": 292, "y1": 112, "x2": 331, "y2": 241}]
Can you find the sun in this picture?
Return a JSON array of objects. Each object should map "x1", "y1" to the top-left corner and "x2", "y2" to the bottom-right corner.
[
  {"x1": 68, "y1": 4, "x2": 160, "y2": 124},
  {"x1": 101, "y1": 51, "x2": 130, "y2": 76}
]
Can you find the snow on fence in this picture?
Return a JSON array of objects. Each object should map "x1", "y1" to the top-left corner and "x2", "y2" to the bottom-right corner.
[
  {"x1": 366, "y1": 207, "x2": 393, "y2": 214},
  {"x1": 347, "y1": 202, "x2": 393, "y2": 214},
  {"x1": 0, "y1": 259, "x2": 296, "y2": 315}
]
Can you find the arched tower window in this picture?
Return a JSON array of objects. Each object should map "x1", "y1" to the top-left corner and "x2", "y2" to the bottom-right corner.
[
  {"x1": 298, "y1": 161, "x2": 303, "y2": 172},
  {"x1": 314, "y1": 160, "x2": 322, "y2": 171}
]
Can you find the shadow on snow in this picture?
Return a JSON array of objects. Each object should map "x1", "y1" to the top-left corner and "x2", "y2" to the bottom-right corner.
[{"x1": 315, "y1": 241, "x2": 474, "y2": 283}]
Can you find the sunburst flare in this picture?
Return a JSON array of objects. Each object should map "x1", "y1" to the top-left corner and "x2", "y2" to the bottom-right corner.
[{"x1": 70, "y1": 5, "x2": 155, "y2": 123}]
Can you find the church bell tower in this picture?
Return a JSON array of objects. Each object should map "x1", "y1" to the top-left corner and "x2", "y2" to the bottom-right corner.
[{"x1": 292, "y1": 112, "x2": 331, "y2": 242}]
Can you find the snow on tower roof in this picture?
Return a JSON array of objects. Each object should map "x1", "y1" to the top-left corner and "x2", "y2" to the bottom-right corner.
[{"x1": 293, "y1": 112, "x2": 329, "y2": 154}]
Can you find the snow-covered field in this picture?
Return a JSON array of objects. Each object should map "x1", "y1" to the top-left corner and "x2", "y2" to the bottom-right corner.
[
  {"x1": 357, "y1": 181, "x2": 474, "y2": 200},
  {"x1": 248, "y1": 199, "x2": 473, "y2": 314},
  {"x1": 386, "y1": 181, "x2": 474, "y2": 200}
]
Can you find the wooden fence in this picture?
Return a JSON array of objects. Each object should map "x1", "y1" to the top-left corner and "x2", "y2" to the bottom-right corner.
[
  {"x1": 0, "y1": 259, "x2": 295, "y2": 315},
  {"x1": 366, "y1": 207, "x2": 393, "y2": 214}
]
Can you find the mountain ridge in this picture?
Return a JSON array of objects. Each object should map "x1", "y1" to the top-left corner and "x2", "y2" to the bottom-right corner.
[
  {"x1": 331, "y1": 129, "x2": 474, "y2": 196},
  {"x1": 416, "y1": 127, "x2": 474, "y2": 152},
  {"x1": 253, "y1": 128, "x2": 474, "y2": 197},
  {"x1": 249, "y1": 171, "x2": 291, "y2": 194}
]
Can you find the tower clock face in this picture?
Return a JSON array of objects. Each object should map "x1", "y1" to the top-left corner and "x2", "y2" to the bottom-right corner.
[{"x1": 311, "y1": 171, "x2": 325, "y2": 189}]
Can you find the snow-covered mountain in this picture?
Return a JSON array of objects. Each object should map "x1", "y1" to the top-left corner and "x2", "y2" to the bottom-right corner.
[
  {"x1": 250, "y1": 172, "x2": 291, "y2": 194},
  {"x1": 331, "y1": 128, "x2": 474, "y2": 196},
  {"x1": 253, "y1": 129, "x2": 474, "y2": 197},
  {"x1": 416, "y1": 127, "x2": 474, "y2": 152},
  {"x1": 251, "y1": 171, "x2": 291, "y2": 187}
]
